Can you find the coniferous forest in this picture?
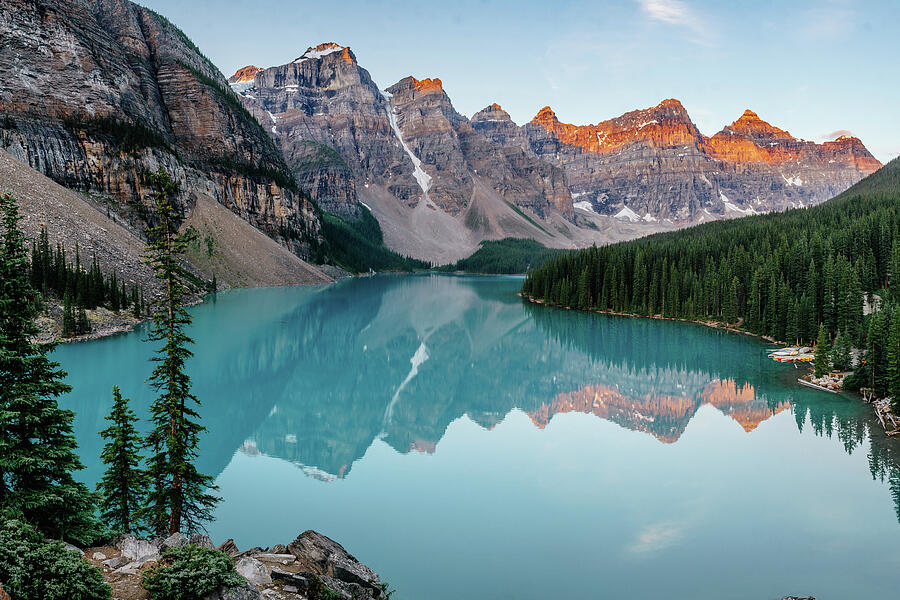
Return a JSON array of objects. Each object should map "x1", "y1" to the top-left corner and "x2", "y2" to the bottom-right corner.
[
  {"x1": 28, "y1": 227, "x2": 149, "y2": 337},
  {"x1": 0, "y1": 174, "x2": 230, "y2": 600},
  {"x1": 523, "y1": 158, "x2": 900, "y2": 405}
]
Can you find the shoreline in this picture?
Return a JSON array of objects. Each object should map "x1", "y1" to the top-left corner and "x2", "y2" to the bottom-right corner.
[
  {"x1": 520, "y1": 293, "x2": 900, "y2": 436},
  {"x1": 519, "y1": 292, "x2": 785, "y2": 343}
]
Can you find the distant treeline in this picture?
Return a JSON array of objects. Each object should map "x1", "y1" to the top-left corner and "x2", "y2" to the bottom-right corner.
[
  {"x1": 29, "y1": 227, "x2": 148, "y2": 336},
  {"x1": 523, "y1": 159, "x2": 900, "y2": 403},
  {"x1": 437, "y1": 238, "x2": 566, "y2": 274}
]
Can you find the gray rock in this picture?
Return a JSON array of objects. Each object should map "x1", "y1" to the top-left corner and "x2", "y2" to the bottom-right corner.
[
  {"x1": 254, "y1": 553, "x2": 295, "y2": 565},
  {"x1": 271, "y1": 568, "x2": 309, "y2": 588},
  {"x1": 91, "y1": 551, "x2": 107, "y2": 561},
  {"x1": 288, "y1": 530, "x2": 380, "y2": 592},
  {"x1": 47, "y1": 540, "x2": 83, "y2": 555},
  {"x1": 190, "y1": 533, "x2": 215, "y2": 549},
  {"x1": 113, "y1": 534, "x2": 160, "y2": 562},
  {"x1": 235, "y1": 556, "x2": 272, "y2": 586},
  {"x1": 61, "y1": 541, "x2": 84, "y2": 555},
  {"x1": 202, "y1": 581, "x2": 263, "y2": 600},
  {"x1": 160, "y1": 532, "x2": 190, "y2": 551},
  {"x1": 218, "y1": 538, "x2": 241, "y2": 557},
  {"x1": 102, "y1": 556, "x2": 129, "y2": 570},
  {"x1": 113, "y1": 564, "x2": 138, "y2": 576},
  {"x1": 271, "y1": 569, "x2": 367, "y2": 600}
]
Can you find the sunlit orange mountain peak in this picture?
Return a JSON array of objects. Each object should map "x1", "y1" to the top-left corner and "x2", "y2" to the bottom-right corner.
[
  {"x1": 700, "y1": 380, "x2": 791, "y2": 432},
  {"x1": 229, "y1": 65, "x2": 264, "y2": 83},
  {"x1": 530, "y1": 379, "x2": 792, "y2": 442},
  {"x1": 293, "y1": 42, "x2": 356, "y2": 65}
]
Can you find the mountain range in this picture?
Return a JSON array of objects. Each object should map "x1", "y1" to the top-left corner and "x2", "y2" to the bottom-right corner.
[
  {"x1": 229, "y1": 42, "x2": 881, "y2": 261},
  {"x1": 0, "y1": 0, "x2": 883, "y2": 272}
]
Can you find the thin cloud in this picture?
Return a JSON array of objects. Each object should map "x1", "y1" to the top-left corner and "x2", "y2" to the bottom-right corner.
[
  {"x1": 635, "y1": 0, "x2": 712, "y2": 44},
  {"x1": 626, "y1": 521, "x2": 684, "y2": 554},
  {"x1": 801, "y1": 0, "x2": 857, "y2": 40},
  {"x1": 819, "y1": 129, "x2": 853, "y2": 141}
]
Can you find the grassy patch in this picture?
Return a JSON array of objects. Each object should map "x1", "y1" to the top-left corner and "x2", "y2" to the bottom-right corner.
[{"x1": 504, "y1": 201, "x2": 552, "y2": 236}]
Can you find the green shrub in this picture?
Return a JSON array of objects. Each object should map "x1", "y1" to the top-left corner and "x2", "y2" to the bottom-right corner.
[
  {"x1": 307, "y1": 575, "x2": 343, "y2": 600},
  {"x1": 0, "y1": 515, "x2": 110, "y2": 600},
  {"x1": 142, "y1": 545, "x2": 243, "y2": 600}
]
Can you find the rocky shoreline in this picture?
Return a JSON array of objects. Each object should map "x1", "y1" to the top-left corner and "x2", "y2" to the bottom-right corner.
[{"x1": 74, "y1": 530, "x2": 385, "y2": 600}]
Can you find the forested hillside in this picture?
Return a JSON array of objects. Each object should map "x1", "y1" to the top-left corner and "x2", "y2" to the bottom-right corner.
[
  {"x1": 437, "y1": 238, "x2": 565, "y2": 274},
  {"x1": 522, "y1": 158, "x2": 900, "y2": 403}
]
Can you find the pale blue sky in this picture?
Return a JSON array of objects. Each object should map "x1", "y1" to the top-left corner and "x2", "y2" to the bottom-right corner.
[{"x1": 139, "y1": 0, "x2": 899, "y2": 162}]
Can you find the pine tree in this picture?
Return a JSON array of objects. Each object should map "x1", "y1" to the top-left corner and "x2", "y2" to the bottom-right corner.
[
  {"x1": 888, "y1": 311, "x2": 900, "y2": 411},
  {"x1": 889, "y1": 241, "x2": 900, "y2": 301},
  {"x1": 723, "y1": 276, "x2": 739, "y2": 324},
  {"x1": 831, "y1": 329, "x2": 853, "y2": 372},
  {"x1": 138, "y1": 169, "x2": 218, "y2": 536},
  {"x1": 97, "y1": 386, "x2": 147, "y2": 534},
  {"x1": 132, "y1": 286, "x2": 140, "y2": 319},
  {"x1": 814, "y1": 324, "x2": 831, "y2": 377},
  {"x1": 866, "y1": 310, "x2": 892, "y2": 397},
  {"x1": 61, "y1": 291, "x2": 75, "y2": 337},
  {"x1": 0, "y1": 194, "x2": 100, "y2": 545}
]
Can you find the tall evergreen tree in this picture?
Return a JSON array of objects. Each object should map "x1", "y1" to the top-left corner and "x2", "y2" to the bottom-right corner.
[
  {"x1": 888, "y1": 311, "x2": 900, "y2": 411},
  {"x1": 814, "y1": 324, "x2": 832, "y2": 378},
  {"x1": 139, "y1": 169, "x2": 218, "y2": 536},
  {"x1": 0, "y1": 194, "x2": 99, "y2": 545},
  {"x1": 97, "y1": 386, "x2": 147, "y2": 534},
  {"x1": 831, "y1": 329, "x2": 853, "y2": 372}
]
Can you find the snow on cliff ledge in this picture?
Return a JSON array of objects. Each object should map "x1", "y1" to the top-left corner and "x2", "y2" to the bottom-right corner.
[{"x1": 294, "y1": 43, "x2": 345, "y2": 63}]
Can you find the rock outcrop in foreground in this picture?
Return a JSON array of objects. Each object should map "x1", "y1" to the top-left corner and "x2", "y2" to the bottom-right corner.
[{"x1": 82, "y1": 530, "x2": 384, "y2": 600}]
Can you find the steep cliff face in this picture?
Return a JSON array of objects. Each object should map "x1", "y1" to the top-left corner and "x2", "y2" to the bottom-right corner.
[
  {"x1": 230, "y1": 43, "x2": 406, "y2": 218},
  {"x1": 470, "y1": 103, "x2": 573, "y2": 218},
  {"x1": 231, "y1": 47, "x2": 581, "y2": 263},
  {"x1": 525, "y1": 100, "x2": 881, "y2": 222},
  {"x1": 0, "y1": 0, "x2": 321, "y2": 258}
]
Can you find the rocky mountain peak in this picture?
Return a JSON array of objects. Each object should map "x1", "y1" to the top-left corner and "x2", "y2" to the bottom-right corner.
[
  {"x1": 532, "y1": 106, "x2": 558, "y2": 124},
  {"x1": 294, "y1": 42, "x2": 355, "y2": 65},
  {"x1": 229, "y1": 65, "x2": 264, "y2": 83},
  {"x1": 654, "y1": 98, "x2": 689, "y2": 116},
  {"x1": 471, "y1": 103, "x2": 513, "y2": 123},
  {"x1": 722, "y1": 109, "x2": 794, "y2": 141},
  {"x1": 411, "y1": 76, "x2": 443, "y2": 94}
]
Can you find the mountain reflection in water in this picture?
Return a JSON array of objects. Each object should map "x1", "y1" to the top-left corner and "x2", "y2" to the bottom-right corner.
[{"x1": 59, "y1": 275, "x2": 900, "y2": 523}]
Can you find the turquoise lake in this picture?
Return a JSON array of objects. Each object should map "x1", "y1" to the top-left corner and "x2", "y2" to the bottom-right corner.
[{"x1": 55, "y1": 274, "x2": 900, "y2": 599}]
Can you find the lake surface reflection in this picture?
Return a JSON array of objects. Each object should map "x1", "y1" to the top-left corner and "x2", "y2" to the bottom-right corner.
[{"x1": 57, "y1": 275, "x2": 900, "y2": 599}]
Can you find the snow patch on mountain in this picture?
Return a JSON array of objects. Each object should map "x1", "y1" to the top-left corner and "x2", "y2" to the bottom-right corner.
[
  {"x1": 615, "y1": 206, "x2": 641, "y2": 222},
  {"x1": 229, "y1": 80, "x2": 254, "y2": 94},
  {"x1": 381, "y1": 90, "x2": 433, "y2": 204},
  {"x1": 294, "y1": 44, "x2": 345, "y2": 64},
  {"x1": 782, "y1": 174, "x2": 804, "y2": 187},
  {"x1": 720, "y1": 191, "x2": 758, "y2": 215},
  {"x1": 574, "y1": 200, "x2": 597, "y2": 214}
]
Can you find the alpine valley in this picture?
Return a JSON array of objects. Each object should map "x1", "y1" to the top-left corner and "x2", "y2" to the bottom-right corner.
[
  {"x1": 0, "y1": 0, "x2": 882, "y2": 273},
  {"x1": 2, "y1": 2, "x2": 900, "y2": 600}
]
